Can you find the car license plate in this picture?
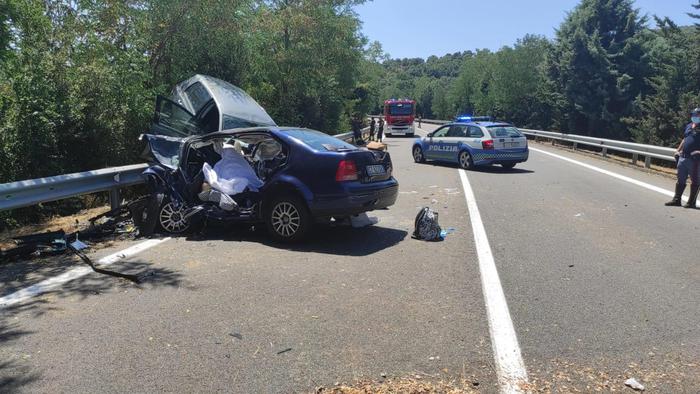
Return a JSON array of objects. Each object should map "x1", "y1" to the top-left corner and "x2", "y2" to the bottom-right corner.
[
  {"x1": 507, "y1": 142, "x2": 521, "y2": 148},
  {"x1": 366, "y1": 165, "x2": 386, "y2": 176}
]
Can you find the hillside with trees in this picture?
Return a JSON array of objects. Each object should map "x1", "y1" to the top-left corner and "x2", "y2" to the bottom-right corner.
[{"x1": 367, "y1": 0, "x2": 700, "y2": 147}]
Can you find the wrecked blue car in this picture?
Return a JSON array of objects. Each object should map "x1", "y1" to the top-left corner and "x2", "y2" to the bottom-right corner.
[{"x1": 139, "y1": 75, "x2": 398, "y2": 242}]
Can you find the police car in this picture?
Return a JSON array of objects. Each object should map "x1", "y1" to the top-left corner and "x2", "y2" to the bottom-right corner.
[{"x1": 412, "y1": 117, "x2": 529, "y2": 170}]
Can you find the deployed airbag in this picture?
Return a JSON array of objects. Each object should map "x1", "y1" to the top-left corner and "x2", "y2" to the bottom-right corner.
[{"x1": 203, "y1": 143, "x2": 263, "y2": 196}]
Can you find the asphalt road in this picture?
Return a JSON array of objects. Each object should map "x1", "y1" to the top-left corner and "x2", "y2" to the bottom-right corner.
[{"x1": 1, "y1": 124, "x2": 699, "y2": 393}]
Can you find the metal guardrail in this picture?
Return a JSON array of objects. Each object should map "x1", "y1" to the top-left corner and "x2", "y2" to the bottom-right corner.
[
  {"x1": 420, "y1": 119, "x2": 676, "y2": 168},
  {"x1": 0, "y1": 129, "x2": 369, "y2": 213},
  {"x1": 0, "y1": 164, "x2": 148, "y2": 212}
]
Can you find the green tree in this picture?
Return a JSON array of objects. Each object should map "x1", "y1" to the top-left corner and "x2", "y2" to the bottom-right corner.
[{"x1": 544, "y1": 0, "x2": 650, "y2": 138}]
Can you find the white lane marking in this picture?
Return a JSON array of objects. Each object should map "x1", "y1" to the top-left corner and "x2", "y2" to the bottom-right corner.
[
  {"x1": 0, "y1": 238, "x2": 171, "y2": 308},
  {"x1": 458, "y1": 169, "x2": 529, "y2": 393},
  {"x1": 530, "y1": 147, "x2": 688, "y2": 203}
]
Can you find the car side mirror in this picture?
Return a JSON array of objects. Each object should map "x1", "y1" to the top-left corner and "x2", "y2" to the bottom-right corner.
[{"x1": 427, "y1": 133, "x2": 433, "y2": 138}]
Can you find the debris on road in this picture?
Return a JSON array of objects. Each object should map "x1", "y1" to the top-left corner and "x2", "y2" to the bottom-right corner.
[
  {"x1": 350, "y1": 213, "x2": 379, "y2": 228},
  {"x1": 413, "y1": 207, "x2": 443, "y2": 242},
  {"x1": 0, "y1": 200, "x2": 146, "y2": 281},
  {"x1": 277, "y1": 348, "x2": 292, "y2": 355},
  {"x1": 624, "y1": 377, "x2": 645, "y2": 391}
]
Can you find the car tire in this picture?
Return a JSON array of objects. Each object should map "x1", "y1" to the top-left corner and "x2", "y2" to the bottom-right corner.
[
  {"x1": 157, "y1": 197, "x2": 191, "y2": 234},
  {"x1": 458, "y1": 150, "x2": 474, "y2": 170},
  {"x1": 265, "y1": 194, "x2": 312, "y2": 242},
  {"x1": 502, "y1": 163, "x2": 516, "y2": 170},
  {"x1": 413, "y1": 146, "x2": 425, "y2": 163}
]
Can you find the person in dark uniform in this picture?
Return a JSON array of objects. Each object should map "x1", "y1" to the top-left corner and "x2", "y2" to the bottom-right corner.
[
  {"x1": 377, "y1": 117, "x2": 385, "y2": 142},
  {"x1": 666, "y1": 108, "x2": 700, "y2": 208},
  {"x1": 351, "y1": 112, "x2": 364, "y2": 145},
  {"x1": 369, "y1": 117, "x2": 376, "y2": 141}
]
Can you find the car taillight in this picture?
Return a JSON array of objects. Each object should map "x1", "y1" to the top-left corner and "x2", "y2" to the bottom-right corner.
[
  {"x1": 335, "y1": 160, "x2": 358, "y2": 182},
  {"x1": 482, "y1": 140, "x2": 494, "y2": 150}
]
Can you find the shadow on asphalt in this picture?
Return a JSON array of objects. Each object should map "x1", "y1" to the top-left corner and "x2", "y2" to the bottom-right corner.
[
  {"x1": 422, "y1": 161, "x2": 535, "y2": 174},
  {"x1": 0, "y1": 257, "x2": 187, "y2": 391},
  {"x1": 0, "y1": 257, "x2": 186, "y2": 298},
  {"x1": 184, "y1": 224, "x2": 408, "y2": 257}
]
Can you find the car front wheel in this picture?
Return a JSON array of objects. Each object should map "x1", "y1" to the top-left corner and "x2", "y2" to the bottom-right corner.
[
  {"x1": 458, "y1": 151, "x2": 474, "y2": 170},
  {"x1": 158, "y1": 198, "x2": 190, "y2": 234},
  {"x1": 413, "y1": 146, "x2": 425, "y2": 163},
  {"x1": 265, "y1": 195, "x2": 311, "y2": 242}
]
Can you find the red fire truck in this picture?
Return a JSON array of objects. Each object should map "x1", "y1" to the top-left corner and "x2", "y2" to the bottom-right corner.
[{"x1": 383, "y1": 99, "x2": 416, "y2": 137}]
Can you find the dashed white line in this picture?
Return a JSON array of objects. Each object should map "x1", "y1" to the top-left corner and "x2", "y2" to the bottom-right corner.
[
  {"x1": 0, "y1": 238, "x2": 171, "y2": 308},
  {"x1": 458, "y1": 169, "x2": 529, "y2": 393},
  {"x1": 530, "y1": 147, "x2": 687, "y2": 203}
]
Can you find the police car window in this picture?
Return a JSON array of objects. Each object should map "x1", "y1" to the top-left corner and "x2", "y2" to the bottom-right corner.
[
  {"x1": 487, "y1": 126, "x2": 523, "y2": 138},
  {"x1": 185, "y1": 82, "x2": 213, "y2": 114},
  {"x1": 468, "y1": 126, "x2": 484, "y2": 138},
  {"x1": 446, "y1": 125, "x2": 467, "y2": 137},
  {"x1": 432, "y1": 126, "x2": 449, "y2": 137}
]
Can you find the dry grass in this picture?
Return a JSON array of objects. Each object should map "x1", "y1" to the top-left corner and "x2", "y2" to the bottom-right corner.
[{"x1": 316, "y1": 377, "x2": 480, "y2": 394}]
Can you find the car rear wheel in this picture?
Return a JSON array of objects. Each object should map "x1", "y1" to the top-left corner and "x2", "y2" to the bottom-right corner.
[
  {"x1": 158, "y1": 198, "x2": 190, "y2": 234},
  {"x1": 458, "y1": 151, "x2": 474, "y2": 170},
  {"x1": 502, "y1": 163, "x2": 516, "y2": 170},
  {"x1": 265, "y1": 195, "x2": 311, "y2": 242},
  {"x1": 413, "y1": 146, "x2": 425, "y2": 163}
]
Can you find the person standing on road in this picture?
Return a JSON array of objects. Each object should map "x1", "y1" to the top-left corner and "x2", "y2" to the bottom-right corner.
[
  {"x1": 377, "y1": 117, "x2": 385, "y2": 142},
  {"x1": 418, "y1": 114, "x2": 422, "y2": 129},
  {"x1": 666, "y1": 108, "x2": 700, "y2": 208},
  {"x1": 351, "y1": 112, "x2": 364, "y2": 145},
  {"x1": 369, "y1": 117, "x2": 376, "y2": 142}
]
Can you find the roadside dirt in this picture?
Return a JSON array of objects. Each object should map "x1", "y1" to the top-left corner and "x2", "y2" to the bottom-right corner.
[{"x1": 0, "y1": 206, "x2": 110, "y2": 250}]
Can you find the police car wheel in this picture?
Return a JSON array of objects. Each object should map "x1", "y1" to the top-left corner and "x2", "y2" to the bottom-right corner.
[
  {"x1": 413, "y1": 146, "x2": 425, "y2": 163},
  {"x1": 459, "y1": 151, "x2": 473, "y2": 170},
  {"x1": 502, "y1": 163, "x2": 516, "y2": 170}
]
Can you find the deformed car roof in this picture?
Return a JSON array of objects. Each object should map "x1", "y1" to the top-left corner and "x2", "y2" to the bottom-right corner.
[{"x1": 173, "y1": 74, "x2": 277, "y2": 129}]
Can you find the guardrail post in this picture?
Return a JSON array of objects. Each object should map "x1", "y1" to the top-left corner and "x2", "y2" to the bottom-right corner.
[
  {"x1": 602, "y1": 147, "x2": 608, "y2": 158},
  {"x1": 573, "y1": 142, "x2": 578, "y2": 150},
  {"x1": 632, "y1": 153, "x2": 638, "y2": 165},
  {"x1": 551, "y1": 138, "x2": 556, "y2": 146},
  {"x1": 109, "y1": 188, "x2": 121, "y2": 210},
  {"x1": 644, "y1": 156, "x2": 652, "y2": 169}
]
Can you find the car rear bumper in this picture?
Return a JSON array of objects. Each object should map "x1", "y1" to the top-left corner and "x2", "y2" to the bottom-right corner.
[
  {"x1": 310, "y1": 178, "x2": 399, "y2": 217},
  {"x1": 473, "y1": 148, "x2": 529, "y2": 165}
]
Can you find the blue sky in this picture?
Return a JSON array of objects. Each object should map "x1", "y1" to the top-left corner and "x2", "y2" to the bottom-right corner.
[{"x1": 355, "y1": 0, "x2": 697, "y2": 59}]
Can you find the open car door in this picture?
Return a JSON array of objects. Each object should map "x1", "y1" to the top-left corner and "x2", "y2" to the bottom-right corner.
[
  {"x1": 141, "y1": 96, "x2": 206, "y2": 170},
  {"x1": 151, "y1": 95, "x2": 205, "y2": 137}
]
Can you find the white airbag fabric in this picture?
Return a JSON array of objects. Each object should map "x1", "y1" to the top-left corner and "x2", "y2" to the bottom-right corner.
[{"x1": 203, "y1": 144, "x2": 263, "y2": 196}]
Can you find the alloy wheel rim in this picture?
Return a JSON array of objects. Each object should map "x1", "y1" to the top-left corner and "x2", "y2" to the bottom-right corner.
[
  {"x1": 414, "y1": 147, "x2": 422, "y2": 161},
  {"x1": 460, "y1": 152, "x2": 470, "y2": 167},
  {"x1": 159, "y1": 202, "x2": 189, "y2": 233},
  {"x1": 271, "y1": 202, "x2": 301, "y2": 237}
]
